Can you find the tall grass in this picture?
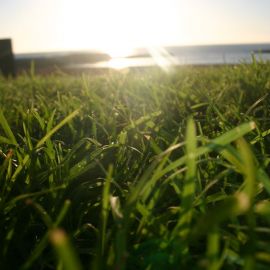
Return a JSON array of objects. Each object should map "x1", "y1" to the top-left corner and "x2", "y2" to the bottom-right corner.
[{"x1": 1, "y1": 60, "x2": 270, "y2": 269}]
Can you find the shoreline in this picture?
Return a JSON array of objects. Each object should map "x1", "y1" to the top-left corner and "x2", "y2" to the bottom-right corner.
[
  {"x1": 14, "y1": 60, "x2": 266, "y2": 76},
  {"x1": 12, "y1": 43, "x2": 270, "y2": 75}
]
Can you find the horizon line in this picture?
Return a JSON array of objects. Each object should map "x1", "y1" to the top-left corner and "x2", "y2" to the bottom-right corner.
[{"x1": 13, "y1": 41, "x2": 270, "y2": 56}]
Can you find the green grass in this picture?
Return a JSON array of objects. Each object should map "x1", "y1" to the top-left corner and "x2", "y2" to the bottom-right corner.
[{"x1": 1, "y1": 60, "x2": 270, "y2": 269}]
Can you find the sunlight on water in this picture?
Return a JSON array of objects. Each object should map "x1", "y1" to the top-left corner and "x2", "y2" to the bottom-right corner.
[
  {"x1": 108, "y1": 58, "x2": 130, "y2": 70},
  {"x1": 66, "y1": 44, "x2": 270, "y2": 71},
  {"x1": 107, "y1": 57, "x2": 156, "y2": 69},
  {"x1": 104, "y1": 46, "x2": 135, "y2": 59},
  {"x1": 107, "y1": 47, "x2": 179, "y2": 71}
]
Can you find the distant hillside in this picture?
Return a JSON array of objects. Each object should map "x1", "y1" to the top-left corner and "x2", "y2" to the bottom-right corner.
[{"x1": 15, "y1": 51, "x2": 110, "y2": 74}]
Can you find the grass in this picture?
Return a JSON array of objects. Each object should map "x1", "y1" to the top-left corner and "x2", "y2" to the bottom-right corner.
[{"x1": 0, "y1": 60, "x2": 270, "y2": 269}]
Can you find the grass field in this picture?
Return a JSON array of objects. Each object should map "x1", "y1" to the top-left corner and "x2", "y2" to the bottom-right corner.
[{"x1": 1, "y1": 60, "x2": 270, "y2": 269}]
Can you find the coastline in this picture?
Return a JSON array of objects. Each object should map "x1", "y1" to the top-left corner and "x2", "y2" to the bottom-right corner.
[{"x1": 13, "y1": 43, "x2": 270, "y2": 75}]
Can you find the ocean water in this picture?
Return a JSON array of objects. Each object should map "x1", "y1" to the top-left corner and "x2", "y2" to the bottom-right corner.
[
  {"x1": 169, "y1": 44, "x2": 270, "y2": 65},
  {"x1": 16, "y1": 44, "x2": 270, "y2": 70},
  {"x1": 70, "y1": 44, "x2": 270, "y2": 70}
]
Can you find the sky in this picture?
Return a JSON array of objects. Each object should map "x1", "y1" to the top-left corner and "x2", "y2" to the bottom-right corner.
[{"x1": 0, "y1": 0, "x2": 270, "y2": 54}]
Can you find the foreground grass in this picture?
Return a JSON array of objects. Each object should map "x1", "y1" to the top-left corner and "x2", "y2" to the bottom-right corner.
[{"x1": 1, "y1": 61, "x2": 270, "y2": 269}]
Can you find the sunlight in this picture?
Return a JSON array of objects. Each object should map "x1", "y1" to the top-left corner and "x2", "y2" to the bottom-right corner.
[
  {"x1": 49, "y1": 0, "x2": 189, "y2": 71},
  {"x1": 56, "y1": 0, "x2": 183, "y2": 55},
  {"x1": 108, "y1": 58, "x2": 130, "y2": 69},
  {"x1": 99, "y1": 42, "x2": 135, "y2": 58}
]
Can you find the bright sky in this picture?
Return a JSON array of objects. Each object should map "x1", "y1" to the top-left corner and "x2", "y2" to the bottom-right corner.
[{"x1": 0, "y1": 0, "x2": 270, "y2": 54}]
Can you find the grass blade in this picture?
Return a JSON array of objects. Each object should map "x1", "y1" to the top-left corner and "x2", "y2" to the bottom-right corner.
[
  {"x1": 50, "y1": 229, "x2": 82, "y2": 270},
  {"x1": 11, "y1": 109, "x2": 80, "y2": 182},
  {"x1": 0, "y1": 109, "x2": 17, "y2": 145},
  {"x1": 206, "y1": 226, "x2": 221, "y2": 270},
  {"x1": 22, "y1": 200, "x2": 71, "y2": 270},
  {"x1": 237, "y1": 138, "x2": 257, "y2": 270},
  {"x1": 172, "y1": 118, "x2": 197, "y2": 240},
  {"x1": 162, "y1": 122, "x2": 256, "y2": 177},
  {"x1": 36, "y1": 108, "x2": 80, "y2": 148},
  {"x1": 101, "y1": 165, "x2": 113, "y2": 255}
]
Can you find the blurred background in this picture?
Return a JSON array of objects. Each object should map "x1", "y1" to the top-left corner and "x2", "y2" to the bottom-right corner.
[{"x1": 1, "y1": 0, "x2": 270, "y2": 73}]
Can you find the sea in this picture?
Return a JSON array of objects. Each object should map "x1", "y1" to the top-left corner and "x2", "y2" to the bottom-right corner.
[{"x1": 16, "y1": 44, "x2": 270, "y2": 70}]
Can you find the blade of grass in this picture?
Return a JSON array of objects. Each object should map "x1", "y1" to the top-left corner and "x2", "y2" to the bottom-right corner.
[
  {"x1": 139, "y1": 122, "x2": 256, "y2": 203},
  {"x1": 50, "y1": 229, "x2": 82, "y2": 270},
  {"x1": 172, "y1": 118, "x2": 197, "y2": 241},
  {"x1": 0, "y1": 135, "x2": 15, "y2": 145},
  {"x1": 192, "y1": 192, "x2": 250, "y2": 239},
  {"x1": 160, "y1": 122, "x2": 256, "y2": 179},
  {"x1": 206, "y1": 226, "x2": 221, "y2": 270},
  {"x1": 36, "y1": 108, "x2": 80, "y2": 148},
  {"x1": 11, "y1": 109, "x2": 80, "y2": 182},
  {"x1": 26, "y1": 199, "x2": 53, "y2": 228},
  {"x1": 22, "y1": 200, "x2": 71, "y2": 270},
  {"x1": 237, "y1": 138, "x2": 257, "y2": 270},
  {"x1": 101, "y1": 165, "x2": 113, "y2": 255},
  {"x1": 93, "y1": 165, "x2": 113, "y2": 270},
  {"x1": 0, "y1": 109, "x2": 17, "y2": 145}
]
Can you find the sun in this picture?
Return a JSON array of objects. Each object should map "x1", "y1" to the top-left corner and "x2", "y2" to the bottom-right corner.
[{"x1": 56, "y1": 0, "x2": 183, "y2": 55}]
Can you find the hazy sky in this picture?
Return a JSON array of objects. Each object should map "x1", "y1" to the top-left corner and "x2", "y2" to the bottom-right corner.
[{"x1": 0, "y1": 0, "x2": 270, "y2": 54}]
